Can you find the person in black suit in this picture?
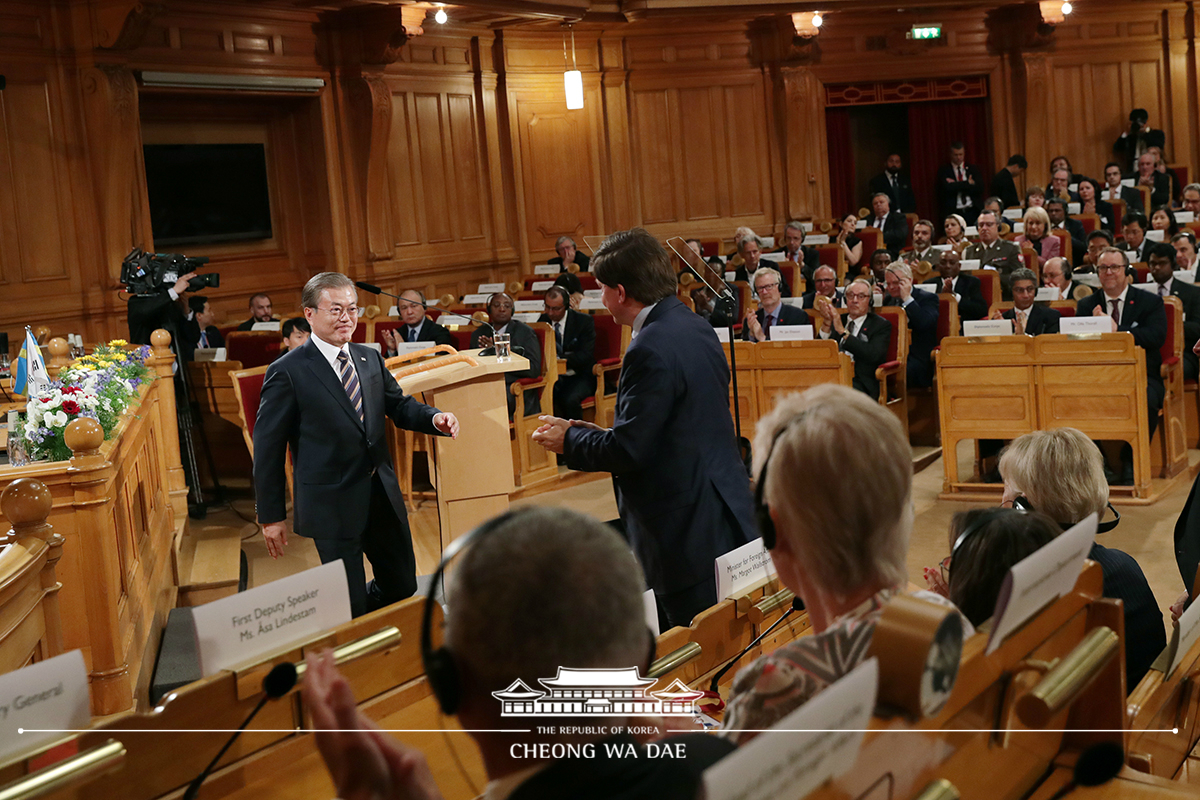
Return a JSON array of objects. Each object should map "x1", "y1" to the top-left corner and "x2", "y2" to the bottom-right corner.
[
  {"x1": 936, "y1": 141, "x2": 984, "y2": 226},
  {"x1": 1045, "y1": 199, "x2": 1087, "y2": 267},
  {"x1": 1042, "y1": 257, "x2": 1094, "y2": 302},
  {"x1": 815, "y1": 278, "x2": 890, "y2": 397},
  {"x1": 1119, "y1": 212, "x2": 1151, "y2": 264},
  {"x1": 1114, "y1": 108, "x2": 1167, "y2": 174},
  {"x1": 533, "y1": 229, "x2": 757, "y2": 628},
  {"x1": 882, "y1": 261, "x2": 939, "y2": 388},
  {"x1": 733, "y1": 236, "x2": 792, "y2": 297},
  {"x1": 236, "y1": 293, "x2": 276, "y2": 331},
  {"x1": 1102, "y1": 161, "x2": 1145, "y2": 213},
  {"x1": 868, "y1": 192, "x2": 908, "y2": 258},
  {"x1": 1183, "y1": 183, "x2": 1200, "y2": 216},
  {"x1": 1048, "y1": 168, "x2": 1079, "y2": 204},
  {"x1": 742, "y1": 267, "x2": 809, "y2": 341},
  {"x1": 1147, "y1": 242, "x2": 1200, "y2": 380},
  {"x1": 381, "y1": 289, "x2": 455, "y2": 356},
  {"x1": 867, "y1": 153, "x2": 917, "y2": 214},
  {"x1": 1127, "y1": 152, "x2": 1172, "y2": 210},
  {"x1": 537, "y1": 286, "x2": 595, "y2": 419},
  {"x1": 1174, "y1": 232, "x2": 1199, "y2": 272},
  {"x1": 470, "y1": 293, "x2": 542, "y2": 419},
  {"x1": 253, "y1": 273, "x2": 459, "y2": 617},
  {"x1": 991, "y1": 154, "x2": 1027, "y2": 209},
  {"x1": 1077, "y1": 247, "x2": 1167, "y2": 439},
  {"x1": 181, "y1": 295, "x2": 225, "y2": 361},
  {"x1": 775, "y1": 220, "x2": 820, "y2": 284},
  {"x1": 548, "y1": 235, "x2": 590, "y2": 272},
  {"x1": 991, "y1": 268, "x2": 1060, "y2": 335},
  {"x1": 801, "y1": 265, "x2": 845, "y2": 310},
  {"x1": 1076, "y1": 177, "x2": 1116, "y2": 232},
  {"x1": 302, "y1": 507, "x2": 734, "y2": 800},
  {"x1": 923, "y1": 250, "x2": 987, "y2": 321}
]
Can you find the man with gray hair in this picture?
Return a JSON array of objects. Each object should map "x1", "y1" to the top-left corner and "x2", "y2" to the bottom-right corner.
[
  {"x1": 549, "y1": 235, "x2": 590, "y2": 272},
  {"x1": 254, "y1": 272, "x2": 460, "y2": 617},
  {"x1": 734, "y1": 235, "x2": 792, "y2": 296},
  {"x1": 775, "y1": 219, "x2": 820, "y2": 283},
  {"x1": 882, "y1": 261, "x2": 939, "y2": 388},
  {"x1": 742, "y1": 267, "x2": 808, "y2": 342},
  {"x1": 1182, "y1": 183, "x2": 1200, "y2": 216},
  {"x1": 303, "y1": 507, "x2": 734, "y2": 798}
]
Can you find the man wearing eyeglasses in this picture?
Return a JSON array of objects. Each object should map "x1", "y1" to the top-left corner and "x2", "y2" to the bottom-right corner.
[
  {"x1": 253, "y1": 272, "x2": 460, "y2": 617},
  {"x1": 800, "y1": 265, "x2": 844, "y2": 310},
  {"x1": 742, "y1": 267, "x2": 808, "y2": 342},
  {"x1": 816, "y1": 278, "x2": 891, "y2": 397},
  {"x1": 470, "y1": 292, "x2": 542, "y2": 419}
]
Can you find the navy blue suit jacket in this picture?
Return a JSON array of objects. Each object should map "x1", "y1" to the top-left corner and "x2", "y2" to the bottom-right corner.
[
  {"x1": 884, "y1": 287, "x2": 939, "y2": 370},
  {"x1": 1001, "y1": 304, "x2": 1061, "y2": 336},
  {"x1": 1076, "y1": 287, "x2": 1166, "y2": 396},
  {"x1": 741, "y1": 302, "x2": 809, "y2": 341},
  {"x1": 564, "y1": 297, "x2": 757, "y2": 593}
]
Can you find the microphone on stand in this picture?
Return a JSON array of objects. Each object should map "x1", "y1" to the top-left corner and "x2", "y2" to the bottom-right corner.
[
  {"x1": 181, "y1": 662, "x2": 298, "y2": 800},
  {"x1": 708, "y1": 597, "x2": 805, "y2": 693}
]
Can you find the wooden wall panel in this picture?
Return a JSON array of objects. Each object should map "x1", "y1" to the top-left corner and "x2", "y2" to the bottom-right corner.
[
  {"x1": 414, "y1": 93, "x2": 453, "y2": 243},
  {"x1": 447, "y1": 94, "x2": 486, "y2": 241},
  {"x1": 631, "y1": 88, "x2": 676, "y2": 224},
  {"x1": 723, "y1": 83, "x2": 770, "y2": 218},
  {"x1": 679, "y1": 87, "x2": 721, "y2": 221}
]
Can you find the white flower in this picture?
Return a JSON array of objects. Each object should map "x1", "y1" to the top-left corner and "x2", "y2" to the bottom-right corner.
[
  {"x1": 26, "y1": 406, "x2": 40, "y2": 426},
  {"x1": 101, "y1": 398, "x2": 112, "y2": 412},
  {"x1": 45, "y1": 410, "x2": 68, "y2": 428}
]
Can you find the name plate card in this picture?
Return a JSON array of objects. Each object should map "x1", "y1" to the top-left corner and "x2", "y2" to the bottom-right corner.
[
  {"x1": 392, "y1": 341, "x2": 436, "y2": 355},
  {"x1": 855, "y1": 219, "x2": 867, "y2": 229},
  {"x1": 702, "y1": 658, "x2": 877, "y2": 800},
  {"x1": 781, "y1": 297, "x2": 804, "y2": 308},
  {"x1": 769, "y1": 325, "x2": 814, "y2": 341},
  {"x1": 987, "y1": 514, "x2": 1097, "y2": 654},
  {"x1": 1036, "y1": 287, "x2": 1060, "y2": 301},
  {"x1": 806, "y1": 234, "x2": 831, "y2": 245},
  {"x1": 386, "y1": 306, "x2": 399, "y2": 317},
  {"x1": 715, "y1": 327, "x2": 731, "y2": 343},
  {"x1": 514, "y1": 300, "x2": 544, "y2": 312},
  {"x1": 715, "y1": 538, "x2": 777, "y2": 599},
  {"x1": 1121, "y1": 178, "x2": 1135, "y2": 187},
  {"x1": 725, "y1": 271, "x2": 737, "y2": 282},
  {"x1": 960, "y1": 259, "x2": 981, "y2": 271},
  {"x1": 251, "y1": 321, "x2": 281, "y2": 332},
  {"x1": 363, "y1": 342, "x2": 382, "y2": 353},
  {"x1": 963, "y1": 319, "x2": 1013, "y2": 336},
  {"x1": 534, "y1": 264, "x2": 560, "y2": 275},
  {"x1": 193, "y1": 347, "x2": 227, "y2": 362},
  {"x1": 931, "y1": 244, "x2": 953, "y2": 252},
  {"x1": 762, "y1": 237, "x2": 775, "y2": 248},
  {"x1": 1146, "y1": 229, "x2": 1166, "y2": 242},
  {"x1": 192, "y1": 561, "x2": 352, "y2": 675},
  {"x1": 1134, "y1": 282, "x2": 1160, "y2": 295},
  {"x1": 0, "y1": 651, "x2": 89, "y2": 762},
  {"x1": 1002, "y1": 208, "x2": 1023, "y2": 220},
  {"x1": 513, "y1": 312, "x2": 541, "y2": 324},
  {"x1": 964, "y1": 226, "x2": 979, "y2": 236},
  {"x1": 584, "y1": 289, "x2": 603, "y2": 299},
  {"x1": 1178, "y1": 270, "x2": 1196, "y2": 284},
  {"x1": 1178, "y1": 211, "x2": 1197, "y2": 223},
  {"x1": 478, "y1": 282, "x2": 506, "y2": 294},
  {"x1": 531, "y1": 280, "x2": 554, "y2": 291},
  {"x1": 801, "y1": 222, "x2": 814, "y2": 232},
  {"x1": 1011, "y1": 222, "x2": 1025, "y2": 234},
  {"x1": 1067, "y1": 203, "x2": 1081, "y2": 215},
  {"x1": 1075, "y1": 272, "x2": 1101, "y2": 287},
  {"x1": 1060, "y1": 316, "x2": 1113, "y2": 335},
  {"x1": 1165, "y1": 592, "x2": 1200, "y2": 677},
  {"x1": 872, "y1": 293, "x2": 883, "y2": 308},
  {"x1": 462, "y1": 293, "x2": 491, "y2": 305},
  {"x1": 580, "y1": 297, "x2": 606, "y2": 310},
  {"x1": 760, "y1": 252, "x2": 786, "y2": 263}
]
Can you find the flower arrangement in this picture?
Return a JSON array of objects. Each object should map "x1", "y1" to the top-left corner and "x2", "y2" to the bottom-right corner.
[{"x1": 13, "y1": 340, "x2": 153, "y2": 463}]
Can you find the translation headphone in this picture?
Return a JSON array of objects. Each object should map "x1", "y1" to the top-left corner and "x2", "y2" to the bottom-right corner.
[
  {"x1": 949, "y1": 507, "x2": 1022, "y2": 567},
  {"x1": 1011, "y1": 495, "x2": 1121, "y2": 533},
  {"x1": 754, "y1": 414, "x2": 809, "y2": 550}
]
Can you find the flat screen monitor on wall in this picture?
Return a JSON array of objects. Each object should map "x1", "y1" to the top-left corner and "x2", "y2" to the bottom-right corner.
[{"x1": 143, "y1": 143, "x2": 273, "y2": 248}]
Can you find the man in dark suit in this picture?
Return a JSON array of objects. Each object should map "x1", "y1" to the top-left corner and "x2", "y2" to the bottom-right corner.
[
  {"x1": 775, "y1": 220, "x2": 820, "y2": 284},
  {"x1": 181, "y1": 295, "x2": 225, "y2": 360},
  {"x1": 936, "y1": 141, "x2": 984, "y2": 226},
  {"x1": 538, "y1": 286, "x2": 595, "y2": 419},
  {"x1": 1114, "y1": 108, "x2": 1166, "y2": 174},
  {"x1": 470, "y1": 293, "x2": 542, "y2": 419},
  {"x1": 1049, "y1": 169, "x2": 1080, "y2": 204},
  {"x1": 1077, "y1": 247, "x2": 1167, "y2": 437},
  {"x1": 868, "y1": 192, "x2": 908, "y2": 258},
  {"x1": 963, "y1": 211, "x2": 1023, "y2": 299},
  {"x1": 733, "y1": 236, "x2": 792, "y2": 297},
  {"x1": 381, "y1": 289, "x2": 455, "y2": 356},
  {"x1": 533, "y1": 229, "x2": 757, "y2": 628},
  {"x1": 991, "y1": 154, "x2": 1027, "y2": 209},
  {"x1": 1103, "y1": 162, "x2": 1145, "y2": 213},
  {"x1": 1045, "y1": 199, "x2": 1087, "y2": 267},
  {"x1": 1042, "y1": 257, "x2": 1094, "y2": 302},
  {"x1": 883, "y1": 261, "x2": 939, "y2": 388},
  {"x1": 236, "y1": 293, "x2": 276, "y2": 331},
  {"x1": 548, "y1": 235, "x2": 590, "y2": 272},
  {"x1": 816, "y1": 278, "x2": 890, "y2": 397},
  {"x1": 1127, "y1": 153, "x2": 1172, "y2": 210},
  {"x1": 1147, "y1": 242, "x2": 1200, "y2": 380},
  {"x1": 253, "y1": 273, "x2": 459, "y2": 617},
  {"x1": 1119, "y1": 212, "x2": 1151, "y2": 264},
  {"x1": 743, "y1": 267, "x2": 809, "y2": 341},
  {"x1": 302, "y1": 507, "x2": 734, "y2": 800},
  {"x1": 801, "y1": 265, "x2": 845, "y2": 310},
  {"x1": 923, "y1": 250, "x2": 988, "y2": 321},
  {"x1": 991, "y1": 268, "x2": 1060, "y2": 335},
  {"x1": 1183, "y1": 183, "x2": 1200, "y2": 216},
  {"x1": 867, "y1": 153, "x2": 916, "y2": 214}
]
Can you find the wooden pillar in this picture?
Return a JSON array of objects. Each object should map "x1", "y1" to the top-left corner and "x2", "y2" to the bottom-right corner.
[
  {"x1": 1164, "y1": 7, "x2": 1194, "y2": 174},
  {"x1": 46, "y1": 338, "x2": 70, "y2": 379},
  {"x1": 779, "y1": 65, "x2": 830, "y2": 219},
  {"x1": 148, "y1": 329, "x2": 187, "y2": 521},
  {"x1": 1021, "y1": 53, "x2": 1051, "y2": 192}
]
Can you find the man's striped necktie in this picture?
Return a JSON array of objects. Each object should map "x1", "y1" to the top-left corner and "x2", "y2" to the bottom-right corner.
[{"x1": 336, "y1": 351, "x2": 363, "y2": 422}]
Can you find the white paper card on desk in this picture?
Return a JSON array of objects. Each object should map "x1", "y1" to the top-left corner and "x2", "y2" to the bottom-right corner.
[
  {"x1": 0, "y1": 651, "x2": 89, "y2": 762},
  {"x1": 1122, "y1": 178, "x2": 1135, "y2": 187},
  {"x1": 387, "y1": 306, "x2": 399, "y2": 317},
  {"x1": 762, "y1": 237, "x2": 775, "y2": 248},
  {"x1": 584, "y1": 289, "x2": 603, "y2": 299},
  {"x1": 932, "y1": 244, "x2": 952, "y2": 252},
  {"x1": 1036, "y1": 287, "x2": 1059, "y2": 302},
  {"x1": 959, "y1": 259, "x2": 981, "y2": 271},
  {"x1": 781, "y1": 297, "x2": 804, "y2": 308},
  {"x1": 427, "y1": 298, "x2": 439, "y2": 306},
  {"x1": 1012, "y1": 222, "x2": 1025, "y2": 234},
  {"x1": 478, "y1": 282, "x2": 505, "y2": 294},
  {"x1": 531, "y1": 280, "x2": 554, "y2": 291},
  {"x1": 802, "y1": 221, "x2": 814, "y2": 231},
  {"x1": 872, "y1": 293, "x2": 883, "y2": 308},
  {"x1": 393, "y1": 341, "x2": 435, "y2": 355},
  {"x1": 1165, "y1": 591, "x2": 1200, "y2": 677},
  {"x1": 964, "y1": 226, "x2": 979, "y2": 236},
  {"x1": 702, "y1": 658, "x2": 877, "y2": 800},
  {"x1": 580, "y1": 297, "x2": 606, "y2": 310},
  {"x1": 715, "y1": 538, "x2": 776, "y2": 600},
  {"x1": 1178, "y1": 270, "x2": 1196, "y2": 284},
  {"x1": 856, "y1": 219, "x2": 867, "y2": 229},
  {"x1": 1178, "y1": 211, "x2": 1197, "y2": 223},
  {"x1": 769, "y1": 325, "x2": 814, "y2": 341},
  {"x1": 1060, "y1": 316, "x2": 1114, "y2": 335},
  {"x1": 1068, "y1": 202, "x2": 1081, "y2": 215},
  {"x1": 806, "y1": 234, "x2": 831, "y2": 245},
  {"x1": 513, "y1": 312, "x2": 541, "y2": 323},
  {"x1": 1003, "y1": 208, "x2": 1023, "y2": 220},
  {"x1": 964, "y1": 319, "x2": 1013, "y2": 336},
  {"x1": 251, "y1": 321, "x2": 281, "y2": 332},
  {"x1": 192, "y1": 561, "x2": 351, "y2": 675},
  {"x1": 514, "y1": 300, "x2": 544, "y2": 312},
  {"x1": 1134, "y1": 282, "x2": 1160, "y2": 294},
  {"x1": 363, "y1": 342, "x2": 382, "y2": 353},
  {"x1": 1075, "y1": 272, "x2": 1101, "y2": 287},
  {"x1": 534, "y1": 264, "x2": 559, "y2": 275},
  {"x1": 715, "y1": 327, "x2": 731, "y2": 343},
  {"x1": 644, "y1": 590, "x2": 659, "y2": 639},
  {"x1": 193, "y1": 347, "x2": 227, "y2": 362},
  {"x1": 1146, "y1": 229, "x2": 1165, "y2": 242},
  {"x1": 986, "y1": 514, "x2": 1097, "y2": 654},
  {"x1": 725, "y1": 271, "x2": 737, "y2": 282},
  {"x1": 760, "y1": 252, "x2": 786, "y2": 262},
  {"x1": 462, "y1": 293, "x2": 491, "y2": 305}
]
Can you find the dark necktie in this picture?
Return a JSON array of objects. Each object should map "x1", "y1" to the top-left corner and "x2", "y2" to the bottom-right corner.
[
  {"x1": 336, "y1": 351, "x2": 364, "y2": 423},
  {"x1": 1110, "y1": 298, "x2": 1121, "y2": 327},
  {"x1": 764, "y1": 313, "x2": 775, "y2": 340},
  {"x1": 554, "y1": 321, "x2": 564, "y2": 357},
  {"x1": 408, "y1": 326, "x2": 418, "y2": 343}
]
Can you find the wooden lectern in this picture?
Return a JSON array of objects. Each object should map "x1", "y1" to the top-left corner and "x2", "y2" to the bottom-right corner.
[{"x1": 389, "y1": 350, "x2": 529, "y2": 552}]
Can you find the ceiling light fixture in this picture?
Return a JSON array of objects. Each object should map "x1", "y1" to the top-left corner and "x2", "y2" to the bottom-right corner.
[
  {"x1": 563, "y1": 24, "x2": 583, "y2": 110},
  {"x1": 434, "y1": 6, "x2": 448, "y2": 24}
]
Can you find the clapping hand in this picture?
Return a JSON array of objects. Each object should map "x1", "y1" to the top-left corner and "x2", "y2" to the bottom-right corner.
[
  {"x1": 1092, "y1": 305, "x2": 1119, "y2": 332},
  {"x1": 743, "y1": 309, "x2": 765, "y2": 342},
  {"x1": 381, "y1": 329, "x2": 399, "y2": 353}
]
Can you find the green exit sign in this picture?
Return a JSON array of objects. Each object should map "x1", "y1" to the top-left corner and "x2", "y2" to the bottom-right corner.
[{"x1": 911, "y1": 24, "x2": 942, "y2": 39}]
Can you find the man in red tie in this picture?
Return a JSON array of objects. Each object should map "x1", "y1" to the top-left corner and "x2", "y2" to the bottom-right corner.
[
  {"x1": 937, "y1": 141, "x2": 983, "y2": 228},
  {"x1": 742, "y1": 267, "x2": 809, "y2": 341}
]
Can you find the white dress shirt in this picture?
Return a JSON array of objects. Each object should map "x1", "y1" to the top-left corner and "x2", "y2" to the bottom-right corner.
[{"x1": 311, "y1": 332, "x2": 359, "y2": 381}]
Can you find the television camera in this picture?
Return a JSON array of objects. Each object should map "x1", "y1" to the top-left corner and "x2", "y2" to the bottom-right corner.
[{"x1": 120, "y1": 248, "x2": 219, "y2": 296}]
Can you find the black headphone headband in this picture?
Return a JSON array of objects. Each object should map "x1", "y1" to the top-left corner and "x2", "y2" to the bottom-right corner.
[{"x1": 755, "y1": 413, "x2": 809, "y2": 550}]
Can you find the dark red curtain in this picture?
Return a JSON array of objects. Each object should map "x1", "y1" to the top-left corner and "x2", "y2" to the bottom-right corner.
[
  {"x1": 906, "y1": 98, "x2": 993, "y2": 224},
  {"x1": 825, "y1": 108, "x2": 854, "y2": 218}
]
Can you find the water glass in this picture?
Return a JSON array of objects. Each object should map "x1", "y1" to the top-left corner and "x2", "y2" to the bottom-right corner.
[{"x1": 493, "y1": 333, "x2": 511, "y2": 361}]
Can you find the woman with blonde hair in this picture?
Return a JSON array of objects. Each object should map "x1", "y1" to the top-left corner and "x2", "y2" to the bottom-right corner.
[{"x1": 1015, "y1": 205, "x2": 1062, "y2": 264}]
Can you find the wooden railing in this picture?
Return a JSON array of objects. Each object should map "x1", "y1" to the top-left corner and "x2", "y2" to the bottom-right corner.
[{"x1": 0, "y1": 478, "x2": 65, "y2": 672}]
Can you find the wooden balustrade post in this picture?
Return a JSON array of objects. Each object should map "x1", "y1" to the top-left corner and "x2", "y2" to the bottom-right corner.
[
  {"x1": 147, "y1": 329, "x2": 188, "y2": 520},
  {"x1": 64, "y1": 417, "x2": 132, "y2": 714},
  {"x1": 1, "y1": 478, "x2": 65, "y2": 658},
  {"x1": 46, "y1": 338, "x2": 71, "y2": 379}
]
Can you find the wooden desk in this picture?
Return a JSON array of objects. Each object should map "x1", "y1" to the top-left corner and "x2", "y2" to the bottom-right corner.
[
  {"x1": 187, "y1": 360, "x2": 252, "y2": 482},
  {"x1": 722, "y1": 339, "x2": 854, "y2": 434}
]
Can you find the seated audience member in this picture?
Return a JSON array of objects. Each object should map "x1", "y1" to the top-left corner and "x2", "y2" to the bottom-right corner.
[
  {"x1": 1052, "y1": 155, "x2": 1084, "y2": 183},
  {"x1": 382, "y1": 290, "x2": 455, "y2": 356},
  {"x1": 900, "y1": 218, "x2": 942, "y2": 271},
  {"x1": 835, "y1": 213, "x2": 864, "y2": 269},
  {"x1": 1128, "y1": 152, "x2": 1172, "y2": 210},
  {"x1": 981, "y1": 196, "x2": 1004, "y2": 219},
  {"x1": 992, "y1": 154, "x2": 1027, "y2": 209},
  {"x1": 776, "y1": 220, "x2": 820, "y2": 284},
  {"x1": 1148, "y1": 146, "x2": 1181, "y2": 203},
  {"x1": 279, "y1": 317, "x2": 310, "y2": 355},
  {"x1": 1182, "y1": 183, "x2": 1200, "y2": 216},
  {"x1": 553, "y1": 272, "x2": 584, "y2": 310},
  {"x1": 1045, "y1": 199, "x2": 1086, "y2": 266},
  {"x1": 1147, "y1": 242, "x2": 1200, "y2": 380},
  {"x1": 1152, "y1": 205, "x2": 1180, "y2": 238},
  {"x1": 1049, "y1": 168, "x2": 1079, "y2": 203},
  {"x1": 1042, "y1": 257, "x2": 1093, "y2": 302},
  {"x1": 743, "y1": 267, "x2": 808, "y2": 342},
  {"x1": 925, "y1": 250, "x2": 987, "y2": 321},
  {"x1": 868, "y1": 152, "x2": 917, "y2": 213},
  {"x1": 1081, "y1": 229, "x2": 1115, "y2": 271},
  {"x1": 869, "y1": 192, "x2": 908, "y2": 258},
  {"x1": 997, "y1": 428, "x2": 1166, "y2": 687},
  {"x1": 1076, "y1": 177, "x2": 1115, "y2": 232},
  {"x1": 1173, "y1": 232, "x2": 1199, "y2": 272},
  {"x1": 963, "y1": 211, "x2": 1022, "y2": 299},
  {"x1": 989, "y1": 268, "x2": 1060, "y2": 335},
  {"x1": 726, "y1": 226, "x2": 758, "y2": 261},
  {"x1": 548, "y1": 235, "x2": 590, "y2": 272},
  {"x1": 802, "y1": 265, "x2": 844, "y2": 310},
  {"x1": 941, "y1": 213, "x2": 969, "y2": 251},
  {"x1": 538, "y1": 286, "x2": 595, "y2": 420},
  {"x1": 1102, "y1": 161, "x2": 1144, "y2": 213},
  {"x1": 883, "y1": 261, "x2": 938, "y2": 388},
  {"x1": 304, "y1": 507, "x2": 734, "y2": 800},
  {"x1": 1016, "y1": 206, "x2": 1062, "y2": 264},
  {"x1": 721, "y1": 385, "x2": 929, "y2": 742},
  {"x1": 236, "y1": 293, "x2": 275, "y2": 331},
  {"x1": 734, "y1": 235, "x2": 792, "y2": 297},
  {"x1": 816, "y1": 279, "x2": 890, "y2": 397},
  {"x1": 862, "y1": 248, "x2": 892, "y2": 286},
  {"x1": 470, "y1": 293, "x2": 541, "y2": 418},
  {"x1": 182, "y1": 295, "x2": 224, "y2": 360},
  {"x1": 1120, "y1": 212, "x2": 1151, "y2": 263},
  {"x1": 1024, "y1": 185, "x2": 1046, "y2": 209}
]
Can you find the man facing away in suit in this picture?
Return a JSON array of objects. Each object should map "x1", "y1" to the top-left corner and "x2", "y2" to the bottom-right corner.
[
  {"x1": 816, "y1": 278, "x2": 890, "y2": 398},
  {"x1": 924, "y1": 249, "x2": 988, "y2": 321},
  {"x1": 532, "y1": 228, "x2": 757, "y2": 628},
  {"x1": 538, "y1": 286, "x2": 595, "y2": 420},
  {"x1": 990, "y1": 268, "x2": 1060, "y2": 335},
  {"x1": 381, "y1": 289, "x2": 455, "y2": 356},
  {"x1": 991, "y1": 154, "x2": 1027, "y2": 210},
  {"x1": 1147, "y1": 241, "x2": 1200, "y2": 380},
  {"x1": 883, "y1": 261, "x2": 939, "y2": 388},
  {"x1": 253, "y1": 273, "x2": 459, "y2": 617},
  {"x1": 302, "y1": 507, "x2": 734, "y2": 800},
  {"x1": 743, "y1": 267, "x2": 809, "y2": 341},
  {"x1": 868, "y1": 153, "x2": 917, "y2": 214}
]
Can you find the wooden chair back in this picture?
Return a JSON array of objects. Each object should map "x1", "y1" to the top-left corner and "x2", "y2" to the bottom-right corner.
[
  {"x1": 966, "y1": 269, "x2": 1001, "y2": 315},
  {"x1": 1049, "y1": 227, "x2": 1073, "y2": 264},
  {"x1": 225, "y1": 331, "x2": 282, "y2": 369},
  {"x1": 858, "y1": 226, "x2": 883, "y2": 257},
  {"x1": 937, "y1": 294, "x2": 961, "y2": 341}
]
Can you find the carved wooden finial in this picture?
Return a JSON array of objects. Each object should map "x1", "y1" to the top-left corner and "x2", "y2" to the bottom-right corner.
[
  {"x1": 33, "y1": 326, "x2": 51, "y2": 345},
  {"x1": 150, "y1": 328, "x2": 172, "y2": 359},
  {"x1": 1, "y1": 478, "x2": 53, "y2": 545},
  {"x1": 508, "y1": 281, "x2": 523, "y2": 295},
  {"x1": 65, "y1": 418, "x2": 105, "y2": 459},
  {"x1": 47, "y1": 338, "x2": 71, "y2": 378},
  {"x1": 440, "y1": 293, "x2": 457, "y2": 307}
]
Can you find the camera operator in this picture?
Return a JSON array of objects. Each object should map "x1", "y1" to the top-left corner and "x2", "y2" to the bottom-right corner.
[{"x1": 127, "y1": 270, "x2": 199, "y2": 348}]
